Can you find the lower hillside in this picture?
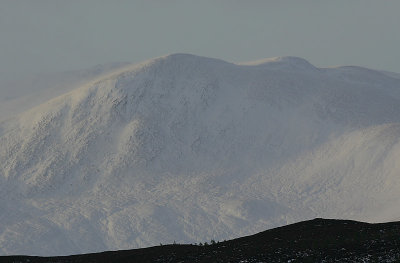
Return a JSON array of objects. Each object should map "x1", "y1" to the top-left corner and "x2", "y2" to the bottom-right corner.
[{"x1": 2, "y1": 218, "x2": 400, "y2": 263}]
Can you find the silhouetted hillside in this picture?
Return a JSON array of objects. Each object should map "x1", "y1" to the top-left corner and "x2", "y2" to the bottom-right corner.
[{"x1": 2, "y1": 218, "x2": 400, "y2": 262}]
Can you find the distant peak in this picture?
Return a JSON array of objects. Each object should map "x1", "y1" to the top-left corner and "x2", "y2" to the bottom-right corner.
[
  {"x1": 271, "y1": 56, "x2": 313, "y2": 66},
  {"x1": 155, "y1": 53, "x2": 232, "y2": 66},
  {"x1": 238, "y1": 56, "x2": 316, "y2": 70},
  {"x1": 162, "y1": 53, "x2": 200, "y2": 59},
  {"x1": 117, "y1": 53, "x2": 233, "y2": 76}
]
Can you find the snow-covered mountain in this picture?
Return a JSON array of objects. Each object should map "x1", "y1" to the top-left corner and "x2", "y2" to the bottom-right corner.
[{"x1": 1, "y1": 54, "x2": 400, "y2": 256}]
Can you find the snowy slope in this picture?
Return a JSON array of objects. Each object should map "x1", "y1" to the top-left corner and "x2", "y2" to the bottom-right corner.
[
  {"x1": 1, "y1": 54, "x2": 400, "y2": 256},
  {"x1": 0, "y1": 62, "x2": 130, "y2": 122}
]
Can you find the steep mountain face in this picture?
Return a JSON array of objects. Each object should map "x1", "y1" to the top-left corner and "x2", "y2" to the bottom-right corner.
[{"x1": 1, "y1": 54, "x2": 400, "y2": 256}]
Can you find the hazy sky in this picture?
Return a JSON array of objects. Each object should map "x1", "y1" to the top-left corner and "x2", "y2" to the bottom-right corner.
[{"x1": 1, "y1": 0, "x2": 400, "y2": 82}]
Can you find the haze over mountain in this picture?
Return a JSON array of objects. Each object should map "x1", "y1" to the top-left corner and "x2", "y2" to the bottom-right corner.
[
  {"x1": 0, "y1": 62, "x2": 130, "y2": 122},
  {"x1": 1, "y1": 54, "x2": 400, "y2": 256}
]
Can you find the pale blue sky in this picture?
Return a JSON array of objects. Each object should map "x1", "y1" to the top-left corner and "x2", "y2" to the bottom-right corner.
[{"x1": 1, "y1": 0, "x2": 400, "y2": 82}]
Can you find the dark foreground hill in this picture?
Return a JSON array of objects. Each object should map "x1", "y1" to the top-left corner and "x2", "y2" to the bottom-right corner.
[{"x1": 2, "y1": 218, "x2": 400, "y2": 263}]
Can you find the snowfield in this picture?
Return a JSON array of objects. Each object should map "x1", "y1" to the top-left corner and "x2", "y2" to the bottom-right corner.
[{"x1": 0, "y1": 54, "x2": 400, "y2": 256}]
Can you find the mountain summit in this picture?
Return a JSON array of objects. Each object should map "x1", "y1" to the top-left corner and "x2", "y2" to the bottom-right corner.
[{"x1": 1, "y1": 54, "x2": 400, "y2": 256}]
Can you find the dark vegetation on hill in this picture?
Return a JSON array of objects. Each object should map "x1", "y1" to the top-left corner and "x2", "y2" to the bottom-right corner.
[{"x1": 2, "y1": 218, "x2": 400, "y2": 263}]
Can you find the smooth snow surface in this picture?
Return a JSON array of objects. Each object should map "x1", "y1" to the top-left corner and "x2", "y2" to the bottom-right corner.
[{"x1": 1, "y1": 54, "x2": 400, "y2": 256}]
